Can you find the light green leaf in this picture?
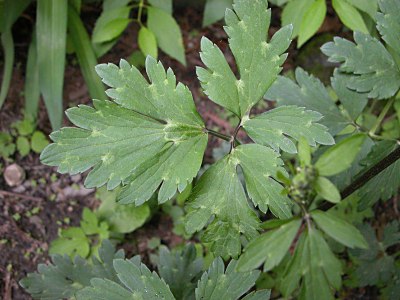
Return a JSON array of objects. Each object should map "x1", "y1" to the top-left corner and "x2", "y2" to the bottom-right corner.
[
  {"x1": 197, "y1": 0, "x2": 292, "y2": 118},
  {"x1": 203, "y1": 0, "x2": 232, "y2": 26},
  {"x1": 232, "y1": 144, "x2": 292, "y2": 219},
  {"x1": 92, "y1": 6, "x2": 131, "y2": 44},
  {"x1": 376, "y1": 0, "x2": 400, "y2": 56},
  {"x1": 96, "y1": 187, "x2": 150, "y2": 233},
  {"x1": 281, "y1": 0, "x2": 313, "y2": 38},
  {"x1": 195, "y1": 258, "x2": 260, "y2": 300},
  {"x1": 20, "y1": 240, "x2": 125, "y2": 299},
  {"x1": 265, "y1": 68, "x2": 349, "y2": 135},
  {"x1": 311, "y1": 210, "x2": 368, "y2": 249},
  {"x1": 321, "y1": 32, "x2": 400, "y2": 99},
  {"x1": 41, "y1": 58, "x2": 207, "y2": 206},
  {"x1": 314, "y1": 176, "x2": 341, "y2": 203},
  {"x1": 331, "y1": 69, "x2": 367, "y2": 120},
  {"x1": 138, "y1": 26, "x2": 158, "y2": 58},
  {"x1": 14, "y1": 118, "x2": 35, "y2": 136},
  {"x1": 68, "y1": 4, "x2": 107, "y2": 101},
  {"x1": 346, "y1": 0, "x2": 378, "y2": 19},
  {"x1": 332, "y1": 0, "x2": 368, "y2": 33},
  {"x1": 31, "y1": 131, "x2": 49, "y2": 153},
  {"x1": 103, "y1": 0, "x2": 130, "y2": 11},
  {"x1": 298, "y1": 136, "x2": 311, "y2": 167},
  {"x1": 184, "y1": 154, "x2": 260, "y2": 258},
  {"x1": 298, "y1": 0, "x2": 326, "y2": 47},
  {"x1": 315, "y1": 133, "x2": 366, "y2": 176},
  {"x1": 37, "y1": 0, "x2": 68, "y2": 130},
  {"x1": 148, "y1": 0, "x2": 172, "y2": 14},
  {"x1": 237, "y1": 219, "x2": 301, "y2": 272},
  {"x1": 147, "y1": 6, "x2": 186, "y2": 65},
  {"x1": 243, "y1": 106, "x2": 334, "y2": 153},
  {"x1": 158, "y1": 244, "x2": 203, "y2": 299},
  {"x1": 77, "y1": 258, "x2": 175, "y2": 300},
  {"x1": 49, "y1": 227, "x2": 90, "y2": 258},
  {"x1": 17, "y1": 136, "x2": 30, "y2": 157}
]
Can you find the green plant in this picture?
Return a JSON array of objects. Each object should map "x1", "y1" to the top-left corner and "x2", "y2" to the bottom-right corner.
[{"x1": 21, "y1": 0, "x2": 400, "y2": 298}]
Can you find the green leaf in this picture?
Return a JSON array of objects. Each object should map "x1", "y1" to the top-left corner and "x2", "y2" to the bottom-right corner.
[
  {"x1": 68, "y1": 4, "x2": 107, "y2": 101},
  {"x1": 13, "y1": 118, "x2": 35, "y2": 136},
  {"x1": 232, "y1": 144, "x2": 292, "y2": 219},
  {"x1": 77, "y1": 258, "x2": 175, "y2": 300},
  {"x1": 197, "y1": 0, "x2": 292, "y2": 118},
  {"x1": 40, "y1": 58, "x2": 207, "y2": 206},
  {"x1": 147, "y1": 6, "x2": 186, "y2": 65},
  {"x1": 242, "y1": 290, "x2": 271, "y2": 300},
  {"x1": 96, "y1": 187, "x2": 150, "y2": 233},
  {"x1": 281, "y1": 0, "x2": 313, "y2": 38},
  {"x1": 0, "y1": 132, "x2": 15, "y2": 158},
  {"x1": 298, "y1": 0, "x2": 326, "y2": 47},
  {"x1": 311, "y1": 210, "x2": 368, "y2": 248},
  {"x1": 20, "y1": 240, "x2": 126, "y2": 299},
  {"x1": 148, "y1": 0, "x2": 173, "y2": 14},
  {"x1": 0, "y1": 0, "x2": 31, "y2": 108},
  {"x1": 243, "y1": 105, "x2": 334, "y2": 154},
  {"x1": 346, "y1": 0, "x2": 378, "y2": 19},
  {"x1": 314, "y1": 176, "x2": 341, "y2": 203},
  {"x1": 315, "y1": 133, "x2": 366, "y2": 176},
  {"x1": 282, "y1": 229, "x2": 342, "y2": 300},
  {"x1": 17, "y1": 136, "x2": 30, "y2": 157},
  {"x1": 298, "y1": 136, "x2": 311, "y2": 167},
  {"x1": 332, "y1": 0, "x2": 368, "y2": 33},
  {"x1": 158, "y1": 244, "x2": 203, "y2": 299},
  {"x1": 331, "y1": 69, "x2": 367, "y2": 120},
  {"x1": 138, "y1": 26, "x2": 158, "y2": 58},
  {"x1": 184, "y1": 154, "x2": 260, "y2": 258},
  {"x1": 265, "y1": 68, "x2": 349, "y2": 135},
  {"x1": 24, "y1": 28, "x2": 40, "y2": 120},
  {"x1": 49, "y1": 227, "x2": 90, "y2": 258},
  {"x1": 376, "y1": 0, "x2": 400, "y2": 56},
  {"x1": 31, "y1": 131, "x2": 49, "y2": 153},
  {"x1": 237, "y1": 219, "x2": 301, "y2": 272},
  {"x1": 92, "y1": 6, "x2": 131, "y2": 44},
  {"x1": 195, "y1": 258, "x2": 260, "y2": 300},
  {"x1": 321, "y1": 32, "x2": 400, "y2": 99},
  {"x1": 203, "y1": 0, "x2": 232, "y2": 27},
  {"x1": 358, "y1": 141, "x2": 400, "y2": 209},
  {"x1": 37, "y1": 0, "x2": 68, "y2": 129}
]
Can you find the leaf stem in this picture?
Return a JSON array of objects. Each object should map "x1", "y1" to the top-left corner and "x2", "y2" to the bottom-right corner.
[
  {"x1": 136, "y1": 0, "x2": 144, "y2": 26},
  {"x1": 206, "y1": 128, "x2": 231, "y2": 142},
  {"x1": 320, "y1": 144, "x2": 400, "y2": 211},
  {"x1": 369, "y1": 97, "x2": 395, "y2": 137}
]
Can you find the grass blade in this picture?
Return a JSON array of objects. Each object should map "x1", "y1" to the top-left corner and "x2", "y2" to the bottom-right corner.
[
  {"x1": 36, "y1": 0, "x2": 68, "y2": 129},
  {"x1": 67, "y1": 4, "x2": 106, "y2": 101},
  {"x1": 24, "y1": 28, "x2": 40, "y2": 119}
]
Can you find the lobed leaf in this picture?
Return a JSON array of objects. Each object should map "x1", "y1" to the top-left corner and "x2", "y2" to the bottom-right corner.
[
  {"x1": 197, "y1": 0, "x2": 292, "y2": 118},
  {"x1": 265, "y1": 68, "x2": 349, "y2": 135},
  {"x1": 195, "y1": 258, "x2": 260, "y2": 300},
  {"x1": 41, "y1": 58, "x2": 207, "y2": 205},
  {"x1": 243, "y1": 105, "x2": 334, "y2": 153},
  {"x1": 376, "y1": 0, "x2": 400, "y2": 57},
  {"x1": 321, "y1": 32, "x2": 400, "y2": 99}
]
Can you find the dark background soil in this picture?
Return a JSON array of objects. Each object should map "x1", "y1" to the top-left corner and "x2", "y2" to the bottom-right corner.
[{"x1": 0, "y1": 2, "x2": 381, "y2": 299}]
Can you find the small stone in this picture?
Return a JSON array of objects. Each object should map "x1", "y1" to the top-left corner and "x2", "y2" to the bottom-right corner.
[{"x1": 4, "y1": 163, "x2": 25, "y2": 187}]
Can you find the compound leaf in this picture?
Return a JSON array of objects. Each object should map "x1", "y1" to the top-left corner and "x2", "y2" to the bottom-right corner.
[
  {"x1": 158, "y1": 244, "x2": 203, "y2": 299},
  {"x1": 243, "y1": 105, "x2": 334, "y2": 154},
  {"x1": 311, "y1": 210, "x2": 368, "y2": 249},
  {"x1": 237, "y1": 218, "x2": 301, "y2": 272},
  {"x1": 20, "y1": 240, "x2": 125, "y2": 299},
  {"x1": 41, "y1": 58, "x2": 207, "y2": 205},
  {"x1": 195, "y1": 258, "x2": 260, "y2": 300},
  {"x1": 265, "y1": 68, "x2": 349, "y2": 135},
  {"x1": 185, "y1": 144, "x2": 292, "y2": 258},
  {"x1": 78, "y1": 258, "x2": 175, "y2": 300},
  {"x1": 321, "y1": 32, "x2": 400, "y2": 99},
  {"x1": 376, "y1": 0, "x2": 400, "y2": 56},
  {"x1": 197, "y1": 0, "x2": 292, "y2": 118}
]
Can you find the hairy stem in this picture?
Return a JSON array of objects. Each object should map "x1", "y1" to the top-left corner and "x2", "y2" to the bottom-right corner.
[{"x1": 320, "y1": 145, "x2": 400, "y2": 211}]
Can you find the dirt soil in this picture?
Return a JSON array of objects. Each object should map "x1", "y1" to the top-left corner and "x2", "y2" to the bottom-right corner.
[{"x1": 0, "y1": 2, "x2": 381, "y2": 300}]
